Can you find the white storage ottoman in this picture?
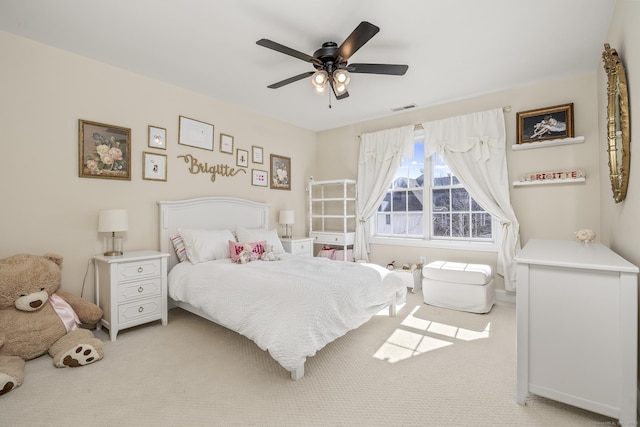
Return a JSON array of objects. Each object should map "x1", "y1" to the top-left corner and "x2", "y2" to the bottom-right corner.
[{"x1": 422, "y1": 261, "x2": 495, "y2": 313}]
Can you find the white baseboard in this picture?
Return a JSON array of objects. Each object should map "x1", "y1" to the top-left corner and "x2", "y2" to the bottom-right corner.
[{"x1": 496, "y1": 289, "x2": 516, "y2": 304}]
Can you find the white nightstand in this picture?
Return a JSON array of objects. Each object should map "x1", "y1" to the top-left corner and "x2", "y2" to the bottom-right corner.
[
  {"x1": 93, "y1": 250, "x2": 169, "y2": 341},
  {"x1": 280, "y1": 237, "x2": 313, "y2": 257}
]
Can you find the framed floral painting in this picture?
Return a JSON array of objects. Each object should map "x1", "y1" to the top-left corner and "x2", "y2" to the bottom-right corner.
[
  {"x1": 78, "y1": 119, "x2": 131, "y2": 180},
  {"x1": 270, "y1": 154, "x2": 290, "y2": 190}
]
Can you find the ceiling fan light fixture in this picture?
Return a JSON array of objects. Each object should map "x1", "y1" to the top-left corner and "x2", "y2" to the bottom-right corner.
[
  {"x1": 311, "y1": 70, "x2": 328, "y2": 88},
  {"x1": 313, "y1": 84, "x2": 327, "y2": 95},
  {"x1": 333, "y1": 81, "x2": 347, "y2": 94},
  {"x1": 333, "y1": 69, "x2": 350, "y2": 85}
]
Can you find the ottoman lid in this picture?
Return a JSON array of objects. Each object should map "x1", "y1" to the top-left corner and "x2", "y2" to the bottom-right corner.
[{"x1": 422, "y1": 261, "x2": 492, "y2": 285}]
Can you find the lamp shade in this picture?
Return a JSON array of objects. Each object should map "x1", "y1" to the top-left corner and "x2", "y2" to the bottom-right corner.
[
  {"x1": 278, "y1": 210, "x2": 295, "y2": 225},
  {"x1": 98, "y1": 209, "x2": 128, "y2": 232}
]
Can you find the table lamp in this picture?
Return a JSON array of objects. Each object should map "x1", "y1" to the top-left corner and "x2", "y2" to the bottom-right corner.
[
  {"x1": 98, "y1": 209, "x2": 128, "y2": 256},
  {"x1": 279, "y1": 210, "x2": 294, "y2": 239}
]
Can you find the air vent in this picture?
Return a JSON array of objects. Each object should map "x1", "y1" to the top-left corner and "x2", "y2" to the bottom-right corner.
[{"x1": 391, "y1": 104, "x2": 416, "y2": 112}]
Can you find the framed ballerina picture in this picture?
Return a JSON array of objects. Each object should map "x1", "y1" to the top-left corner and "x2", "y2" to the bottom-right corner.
[{"x1": 516, "y1": 103, "x2": 574, "y2": 145}]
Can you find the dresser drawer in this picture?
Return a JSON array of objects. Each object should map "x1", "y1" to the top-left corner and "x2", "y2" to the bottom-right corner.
[
  {"x1": 118, "y1": 297, "x2": 162, "y2": 325},
  {"x1": 117, "y1": 258, "x2": 162, "y2": 283},
  {"x1": 117, "y1": 278, "x2": 161, "y2": 302},
  {"x1": 310, "y1": 231, "x2": 355, "y2": 245}
]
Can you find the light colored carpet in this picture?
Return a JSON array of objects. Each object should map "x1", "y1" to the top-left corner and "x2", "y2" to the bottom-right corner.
[{"x1": 2, "y1": 291, "x2": 619, "y2": 426}]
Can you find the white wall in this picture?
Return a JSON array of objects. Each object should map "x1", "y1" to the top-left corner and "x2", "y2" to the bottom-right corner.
[
  {"x1": 0, "y1": 30, "x2": 317, "y2": 301},
  {"x1": 600, "y1": 0, "x2": 640, "y2": 266},
  {"x1": 316, "y1": 73, "x2": 601, "y2": 291}
]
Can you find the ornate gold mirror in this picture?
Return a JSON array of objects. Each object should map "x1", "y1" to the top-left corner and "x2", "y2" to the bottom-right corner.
[{"x1": 602, "y1": 44, "x2": 631, "y2": 203}]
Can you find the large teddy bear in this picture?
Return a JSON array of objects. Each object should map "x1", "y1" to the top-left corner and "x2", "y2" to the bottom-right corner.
[{"x1": 0, "y1": 253, "x2": 104, "y2": 396}]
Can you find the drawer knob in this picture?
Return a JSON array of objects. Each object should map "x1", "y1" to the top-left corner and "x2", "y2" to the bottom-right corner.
[
  {"x1": 138, "y1": 306, "x2": 144, "y2": 313},
  {"x1": 138, "y1": 287, "x2": 144, "y2": 293},
  {"x1": 334, "y1": 237, "x2": 338, "y2": 241},
  {"x1": 137, "y1": 267, "x2": 143, "y2": 273}
]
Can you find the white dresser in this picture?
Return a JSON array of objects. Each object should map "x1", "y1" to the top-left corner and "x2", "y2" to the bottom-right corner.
[
  {"x1": 93, "y1": 250, "x2": 169, "y2": 341},
  {"x1": 515, "y1": 239, "x2": 638, "y2": 426}
]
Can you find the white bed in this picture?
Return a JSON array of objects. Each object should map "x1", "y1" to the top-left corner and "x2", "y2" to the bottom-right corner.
[{"x1": 158, "y1": 197, "x2": 406, "y2": 380}]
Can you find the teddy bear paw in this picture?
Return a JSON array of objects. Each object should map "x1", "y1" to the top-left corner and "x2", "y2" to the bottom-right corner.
[
  {"x1": 59, "y1": 344, "x2": 102, "y2": 368},
  {"x1": 0, "y1": 373, "x2": 18, "y2": 396}
]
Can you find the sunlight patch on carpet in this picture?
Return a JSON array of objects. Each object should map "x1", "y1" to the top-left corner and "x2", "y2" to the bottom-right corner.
[{"x1": 374, "y1": 305, "x2": 491, "y2": 363}]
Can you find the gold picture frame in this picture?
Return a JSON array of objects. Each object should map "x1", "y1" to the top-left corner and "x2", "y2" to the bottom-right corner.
[
  {"x1": 178, "y1": 116, "x2": 214, "y2": 151},
  {"x1": 148, "y1": 125, "x2": 167, "y2": 150},
  {"x1": 78, "y1": 119, "x2": 131, "y2": 180},
  {"x1": 516, "y1": 103, "x2": 574, "y2": 145},
  {"x1": 142, "y1": 152, "x2": 167, "y2": 181},
  {"x1": 236, "y1": 149, "x2": 249, "y2": 168},
  {"x1": 270, "y1": 154, "x2": 291, "y2": 190},
  {"x1": 251, "y1": 169, "x2": 268, "y2": 187},
  {"x1": 220, "y1": 133, "x2": 234, "y2": 154},
  {"x1": 252, "y1": 145, "x2": 264, "y2": 164}
]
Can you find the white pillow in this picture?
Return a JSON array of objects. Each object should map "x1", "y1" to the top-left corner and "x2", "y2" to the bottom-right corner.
[
  {"x1": 236, "y1": 227, "x2": 285, "y2": 254},
  {"x1": 178, "y1": 228, "x2": 235, "y2": 263}
]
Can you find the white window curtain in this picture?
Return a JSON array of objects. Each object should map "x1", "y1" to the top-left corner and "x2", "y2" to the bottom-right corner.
[
  {"x1": 421, "y1": 107, "x2": 520, "y2": 291},
  {"x1": 355, "y1": 125, "x2": 414, "y2": 261}
]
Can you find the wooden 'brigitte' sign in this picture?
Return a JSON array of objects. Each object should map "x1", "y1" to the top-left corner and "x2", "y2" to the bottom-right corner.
[
  {"x1": 519, "y1": 169, "x2": 585, "y2": 183},
  {"x1": 178, "y1": 154, "x2": 246, "y2": 182}
]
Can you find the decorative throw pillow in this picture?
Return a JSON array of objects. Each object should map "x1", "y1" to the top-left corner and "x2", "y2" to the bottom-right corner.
[
  {"x1": 169, "y1": 235, "x2": 188, "y2": 263},
  {"x1": 235, "y1": 227, "x2": 286, "y2": 254},
  {"x1": 229, "y1": 240, "x2": 266, "y2": 262},
  {"x1": 178, "y1": 228, "x2": 236, "y2": 264}
]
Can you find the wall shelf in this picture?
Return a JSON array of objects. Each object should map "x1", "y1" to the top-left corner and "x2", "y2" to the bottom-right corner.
[
  {"x1": 512, "y1": 136, "x2": 585, "y2": 151},
  {"x1": 513, "y1": 177, "x2": 586, "y2": 187}
]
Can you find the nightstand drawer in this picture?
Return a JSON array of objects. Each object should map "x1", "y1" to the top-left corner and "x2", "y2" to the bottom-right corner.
[
  {"x1": 117, "y1": 278, "x2": 161, "y2": 302},
  {"x1": 118, "y1": 297, "x2": 162, "y2": 324},
  {"x1": 117, "y1": 258, "x2": 162, "y2": 282},
  {"x1": 290, "y1": 240, "x2": 312, "y2": 256}
]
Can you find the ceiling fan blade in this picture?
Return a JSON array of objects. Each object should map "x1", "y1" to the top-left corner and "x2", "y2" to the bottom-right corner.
[
  {"x1": 257, "y1": 39, "x2": 321, "y2": 66},
  {"x1": 336, "y1": 21, "x2": 380, "y2": 62},
  {"x1": 347, "y1": 63, "x2": 409, "y2": 75},
  {"x1": 267, "y1": 71, "x2": 314, "y2": 89}
]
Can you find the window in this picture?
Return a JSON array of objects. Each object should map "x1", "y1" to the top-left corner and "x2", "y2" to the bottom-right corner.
[{"x1": 372, "y1": 136, "x2": 495, "y2": 250}]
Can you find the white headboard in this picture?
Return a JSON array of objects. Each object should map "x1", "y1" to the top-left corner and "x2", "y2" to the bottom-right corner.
[{"x1": 158, "y1": 197, "x2": 269, "y2": 270}]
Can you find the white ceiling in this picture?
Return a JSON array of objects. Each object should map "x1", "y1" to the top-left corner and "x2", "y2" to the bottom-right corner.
[{"x1": 0, "y1": 0, "x2": 615, "y2": 132}]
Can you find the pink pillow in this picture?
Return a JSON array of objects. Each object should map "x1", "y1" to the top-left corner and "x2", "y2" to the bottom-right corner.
[{"x1": 228, "y1": 240, "x2": 267, "y2": 262}]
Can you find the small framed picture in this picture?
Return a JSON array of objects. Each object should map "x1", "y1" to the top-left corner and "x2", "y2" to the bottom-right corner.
[
  {"x1": 270, "y1": 154, "x2": 291, "y2": 190},
  {"x1": 220, "y1": 133, "x2": 234, "y2": 154},
  {"x1": 142, "y1": 152, "x2": 167, "y2": 181},
  {"x1": 252, "y1": 145, "x2": 264, "y2": 164},
  {"x1": 148, "y1": 125, "x2": 167, "y2": 149},
  {"x1": 178, "y1": 116, "x2": 214, "y2": 151},
  {"x1": 252, "y1": 169, "x2": 268, "y2": 187},
  {"x1": 78, "y1": 119, "x2": 131, "y2": 180},
  {"x1": 516, "y1": 103, "x2": 574, "y2": 145},
  {"x1": 236, "y1": 149, "x2": 249, "y2": 167}
]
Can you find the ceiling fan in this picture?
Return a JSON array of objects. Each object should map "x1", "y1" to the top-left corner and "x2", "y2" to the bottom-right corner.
[{"x1": 256, "y1": 21, "x2": 408, "y2": 100}]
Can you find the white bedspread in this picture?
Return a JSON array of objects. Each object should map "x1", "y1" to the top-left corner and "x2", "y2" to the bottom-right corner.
[{"x1": 168, "y1": 254, "x2": 406, "y2": 372}]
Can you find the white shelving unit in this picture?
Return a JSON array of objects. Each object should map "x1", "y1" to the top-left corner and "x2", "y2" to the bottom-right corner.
[{"x1": 308, "y1": 179, "x2": 356, "y2": 261}]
